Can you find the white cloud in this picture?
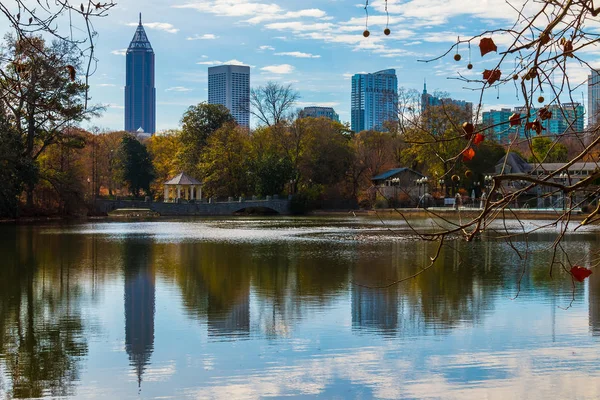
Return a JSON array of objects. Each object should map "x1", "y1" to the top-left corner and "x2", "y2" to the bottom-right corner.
[
  {"x1": 260, "y1": 64, "x2": 294, "y2": 74},
  {"x1": 186, "y1": 34, "x2": 218, "y2": 40},
  {"x1": 245, "y1": 8, "x2": 328, "y2": 24},
  {"x1": 173, "y1": 1, "x2": 283, "y2": 18},
  {"x1": 127, "y1": 22, "x2": 179, "y2": 34},
  {"x1": 275, "y1": 51, "x2": 320, "y2": 58},
  {"x1": 259, "y1": 45, "x2": 275, "y2": 51},
  {"x1": 223, "y1": 59, "x2": 247, "y2": 66},
  {"x1": 97, "y1": 83, "x2": 117, "y2": 87},
  {"x1": 166, "y1": 86, "x2": 193, "y2": 92},
  {"x1": 265, "y1": 21, "x2": 334, "y2": 32},
  {"x1": 197, "y1": 59, "x2": 247, "y2": 66},
  {"x1": 111, "y1": 49, "x2": 127, "y2": 56}
]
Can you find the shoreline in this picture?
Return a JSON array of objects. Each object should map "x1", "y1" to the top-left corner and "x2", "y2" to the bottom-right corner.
[
  {"x1": 309, "y1": 208, "x2": 587, "y2": 221},
  {"x1": 0, "y1": 207, "x2": 587, "y2": 223}
]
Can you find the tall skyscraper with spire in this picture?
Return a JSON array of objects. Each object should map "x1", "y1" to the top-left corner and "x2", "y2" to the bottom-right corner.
[{"x1": 125, "y1": 14, "x2": 156, "y2": 134}]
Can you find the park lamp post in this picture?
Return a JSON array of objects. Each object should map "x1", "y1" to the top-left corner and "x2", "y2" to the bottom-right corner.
[
  {"x1": 415, "y1": 177, "x2": 429, "y2": 207},
  {"x1": 484, "y1": 175, "x2": 493, "y2": 192},
  {"x1": 558, "y1": 172, "x2": 568, "y2": 210},
  {"x1": 438, "y1": 178, "x2": 445, "y2": 198},
  {"x1": 391, "y1": 177, "x2": 400, "y2": 203}
]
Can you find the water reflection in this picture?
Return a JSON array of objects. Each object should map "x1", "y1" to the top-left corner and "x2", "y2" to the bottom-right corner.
[
  {"x1": 0, "y1": 219, "x2": 599, "y2": 399},
  {"x1": 0, "y1": 226, "x2": 88, "y2": 398},
  {"x1": 123, "y1": 238, "x2": 155, "y2": 387}
]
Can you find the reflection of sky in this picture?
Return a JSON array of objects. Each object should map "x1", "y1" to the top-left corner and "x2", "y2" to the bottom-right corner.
[{"x1": 10, "y1": 218, "x2": 600, "y2": 399}]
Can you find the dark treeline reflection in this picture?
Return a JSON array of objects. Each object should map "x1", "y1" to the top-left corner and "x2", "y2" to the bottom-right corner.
[{"x1": 0, "y1": 223, "x2": 599, "y2": 396}]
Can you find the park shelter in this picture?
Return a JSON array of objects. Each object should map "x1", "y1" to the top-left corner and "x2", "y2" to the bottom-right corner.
[{"x1": 164, "y1": 173, "x2": 202, "y2": 202}]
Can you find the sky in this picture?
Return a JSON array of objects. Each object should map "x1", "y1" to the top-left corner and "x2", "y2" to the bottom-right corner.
[{"x1": 57, "y1": 0, "x2": 597, "y2": 130}]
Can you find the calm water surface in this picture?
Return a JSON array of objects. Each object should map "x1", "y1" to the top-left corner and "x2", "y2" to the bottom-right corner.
[{"x1": 1, "y1": 216, "x2": 600, "y2": 399}]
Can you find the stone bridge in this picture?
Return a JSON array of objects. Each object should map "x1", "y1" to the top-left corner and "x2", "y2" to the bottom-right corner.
[{"x1": 95, "y1": 197, "x2": 292, "y2": 216}]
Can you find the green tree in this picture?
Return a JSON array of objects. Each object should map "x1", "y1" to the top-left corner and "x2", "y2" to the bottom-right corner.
[
  {"x1": 0, "y1": 108, "x2": 36, "y2": 217},
  {"x1": 179, "y1": 103, "x2": 234, "y2": 177},
  {"x1": 0, "y1": 35, "x2": 100, "y2": 209},
  {"x1": 529, "y1": 137, "x2": 568, "y2": 163},
  {"x1": 200, "y1": 122, "x2": 252, "y2": 198},
  {"x1": 248, "y1": 127, "x2": 294, "y2": 196},
  {"x1": 118, "y1": 134, "x2": 155, "y2": 197}
]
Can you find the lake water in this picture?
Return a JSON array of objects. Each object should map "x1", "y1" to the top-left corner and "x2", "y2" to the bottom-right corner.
[{"x1": 1, "y1": 217, "x2": 600, "y2": 399}]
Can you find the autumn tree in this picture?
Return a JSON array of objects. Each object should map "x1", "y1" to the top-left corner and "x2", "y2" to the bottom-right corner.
[
  {"x1": 147, "y1": 130, "x2": 183, "y2": 197},
  {"x1": 0, "y1": 35, "x2": 100, "y2": 209}
]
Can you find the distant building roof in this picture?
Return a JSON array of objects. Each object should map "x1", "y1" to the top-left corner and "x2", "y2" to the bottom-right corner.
[
  {"x1": 371, "y1": 168, "x2": 424, "y2": 181},
  {"x1": 495, "y1": 152, "x2": 532, "y2": 174},
  {"x1": 532, "y1": 162, "x2": 600, "y2": 172},
  {"x1": 164, "y1": 172, "x2": 202, "y2": 185}
]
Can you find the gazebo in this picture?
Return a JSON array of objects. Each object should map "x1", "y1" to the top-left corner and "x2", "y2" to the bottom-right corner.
[{"x1": 164, "y1": 172, "x2": 202, "y2": 202}]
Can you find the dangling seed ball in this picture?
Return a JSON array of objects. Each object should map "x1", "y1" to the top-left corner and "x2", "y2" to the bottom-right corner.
[
  {"x1": 513, "y1": 74, "x2": 519, "y2": 80},
  {"x1": 384, "y1": 28, "x2": 391, "y2": 36},
  {"x1": 467, "y1": 63, "x2": 473, "y2": 70},
  {"x1": 451, "y1": 174, "x2": 460, "y2": 182},
  {"x1": 363, "y1": 30, "x2": 370, "y2": 38},
  {"x1": 465, "y1": 170, "x2": 473, "y2": 178},
  {"x1": 454, "y1": 53, "x2": 462, "y2": 61},
  {"x1": 538, "y1": 96, "x2": 545, "y2": 103}
]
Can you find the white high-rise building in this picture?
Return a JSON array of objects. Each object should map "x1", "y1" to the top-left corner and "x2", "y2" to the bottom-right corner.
[
  {"x1": 208, "y1": 64, "x2": 250, "y2": 128},
  {"x1": 588, "y1": 69, "x2": 600, "y2": 129},
  {"x1": 351, "y1": 69, "x2": 398, "y2": 132}
]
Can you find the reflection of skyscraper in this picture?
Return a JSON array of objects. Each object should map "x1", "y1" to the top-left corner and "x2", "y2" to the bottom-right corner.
[
  {"x1": 123, "y1": 240, "x2": 155, "y2": 387},
  {"x1": 207, "y1": 292, "x2": 250, "y2": 338},
  {"x1": 351, "y1": 286, "x2": 398, "y2": 335},
  {"x1": 125, "y1": 14, "x2": 156, "y2": 134}
]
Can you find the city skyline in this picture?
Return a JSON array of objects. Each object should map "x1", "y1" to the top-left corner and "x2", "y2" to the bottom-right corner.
[{"x1": 73, "y1": 1, "x2": 596, "y2": 131}]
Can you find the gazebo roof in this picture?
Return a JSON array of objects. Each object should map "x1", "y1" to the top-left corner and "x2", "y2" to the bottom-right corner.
[{"x1": 164, "y1": 172, "x2": 202, "y2": 185}]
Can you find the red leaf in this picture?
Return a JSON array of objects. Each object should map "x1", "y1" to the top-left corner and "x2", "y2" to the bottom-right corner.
[
  {"x1": 525, "y1": 120, "x2": 545, "y2": 135},
  {"x1": 538, "y1": 107, "x2": 552, "y2": 121},
  {"x1": 563, "y1": 40, "x2": 574, "y2": 58},
  {"x1": 66, "y1": 65, "x2": 76, "y2": 81},
  {"x1": 483, "y1": 69, "x2": 501, "y2": 85},
  {"x1": 571, "y1": 266, "x2": 592, "y2": 282},
  {"x1": 479, "y1": 38, "x2": 498, "y2": 56},
  {"x1": 462, "y1": 122, "x2": 474, "y2": 139},
  {"x1": 509, "y1": 113, "x2": 521, "y2": 127},
  {"x1": 473, "y1": 133, "x2": 485, "y2": 145},
  {"x1": 462, "y1": 147, "x2": 475, "y2": 161}
]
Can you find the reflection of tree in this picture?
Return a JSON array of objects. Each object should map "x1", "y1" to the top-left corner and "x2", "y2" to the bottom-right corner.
[
  {"x1": 0, "y1": 226, "x2": 88, "y2": 398},
  {"x1": 352, "y1": 239, "x2": 505, "y2": 335},
  {"x1": 122, "y1": 238, "x2": 155, "y2": 387},
  {"x1": 162, "y1": 241, "x2": 349, "y2": 338}
]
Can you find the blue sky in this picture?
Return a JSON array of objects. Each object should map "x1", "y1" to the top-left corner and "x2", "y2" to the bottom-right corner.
[{"x1": 80, "y1": 0, "x2": 592, "y2": 131}]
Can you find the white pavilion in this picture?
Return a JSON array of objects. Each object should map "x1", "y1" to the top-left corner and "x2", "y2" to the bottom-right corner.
[{"x1": 164, "y1": 173, "x2": 203, "y2": 202}]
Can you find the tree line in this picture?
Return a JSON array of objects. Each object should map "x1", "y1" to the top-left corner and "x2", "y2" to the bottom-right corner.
[{"x1": 2, "y1": 33, "x2": 588, "y2": 218}]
